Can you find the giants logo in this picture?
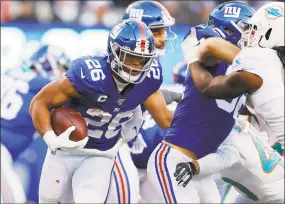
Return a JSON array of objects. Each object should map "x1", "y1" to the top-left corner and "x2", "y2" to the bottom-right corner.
[
  {"x1": 129, "y1": 8, "x2": 144, "y2": 20},
  {"x1": 135, "y1": 39, "x2": 149, "y2": 53},
  {"x1": 224, "y1": 7, "x2": 241, "y2": 18}
]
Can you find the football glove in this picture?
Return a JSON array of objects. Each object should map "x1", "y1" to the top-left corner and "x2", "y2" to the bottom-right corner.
[
  {"x1": 174, "y1": 162, "x2": 197, "y2": 187},
  {"x1": 43, "y1": 126, "x2": 88, "y2": 154}
]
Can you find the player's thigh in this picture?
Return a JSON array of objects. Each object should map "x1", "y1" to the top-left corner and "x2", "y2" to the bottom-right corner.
[
  {"x1": 139, "y1": 169, "x2": 164, "y2": 203},
  {"x1": 72, "y1": 155, "x2": 115, "y2": 203},
  {"x1": 107, "y1": 144, "x2": 140, "y2": 204},
  {"x1": 195, "y1": 174, "x2": 221, "y2": 203},
  {"x1": 39, "y1": 150, "x2": 76, "y2": 203},
  {"x1": 147, "y1": 142, "x2": 200, "y2": 203},
  {"x1": 1, "y1": 144, "x2": 26, "y2": 203},
  {"x1": 261, "y1": 178, "x2": 284, "y2": 203}
]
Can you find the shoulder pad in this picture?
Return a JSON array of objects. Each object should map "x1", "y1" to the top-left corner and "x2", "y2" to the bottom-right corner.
[{"x1": 184, "y1": 24, "x2": 221, "y2": 42}]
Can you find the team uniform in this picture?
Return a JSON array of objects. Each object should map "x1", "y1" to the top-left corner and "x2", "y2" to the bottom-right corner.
[
  {"x1": 197, "y1": 116, "x2": 284, "y2": 203},
  {"x1": 147, "y1": 25, "x2": 246, "y2": 203},
  {"x1": 39, "y1": 54, "x2": 162, "y2": 203},
  {"x1": 232, "y1": 48, "x2": 284, "y2": 146},
  {"x1": 1, "y1": 68, "x2": 51, "y2": 203}
]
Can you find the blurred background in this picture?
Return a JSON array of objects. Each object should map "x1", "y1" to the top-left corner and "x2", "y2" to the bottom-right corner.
[{"x1": 0, "y1": 1, "x2": 277, "y2": 203}]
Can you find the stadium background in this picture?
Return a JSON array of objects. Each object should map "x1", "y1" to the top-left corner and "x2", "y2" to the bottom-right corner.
[{"x1": 0, "y1": 0, "x2": 274, "y2": 203}]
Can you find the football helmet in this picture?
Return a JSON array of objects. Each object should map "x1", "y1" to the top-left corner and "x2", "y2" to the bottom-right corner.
[
  {"x1": 123, "y1": 1, "x2": 176, "y2": 54},
  {"x1": 107, "y1": 19, "x2": 156, "y2": 84},
  {"x1": 23, "y1": 45, "x2": 71, "y2": 80},
  {"x1": 240, "y1": 2, "x2": 284, "y2": 48},
  {"x1": 208, "y1": 1, "x2": 255, "y2": 46}
]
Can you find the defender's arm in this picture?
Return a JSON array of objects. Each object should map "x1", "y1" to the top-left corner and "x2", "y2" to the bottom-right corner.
[
  {"x1": 143, "y1": 89, "x2": 173, "y2": 129},
  {"x1": 189, "y1": 61, "x2": 262, "y2": 99}
]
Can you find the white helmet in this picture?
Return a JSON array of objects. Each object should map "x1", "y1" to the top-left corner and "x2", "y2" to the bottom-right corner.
[{"x1": 241, "y1": 2, "x2": 284, "y2": 48}]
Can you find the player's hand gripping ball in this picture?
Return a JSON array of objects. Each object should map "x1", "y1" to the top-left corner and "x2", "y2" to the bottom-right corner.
[{"x1": 51, "y1": 107, "x2": 88, "y2": 141}]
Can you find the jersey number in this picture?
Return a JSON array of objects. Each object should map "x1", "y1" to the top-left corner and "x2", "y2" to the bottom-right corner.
[
  {"x1": 216, "y1": 96, "x2": 245, "y2": 119},
  {"x1": 1, "y1": 75, "x2": 29, "y2": 120},
  {"x1": 84, "y1": 59, "x2": 106, "y2": 81},
  {"x1": 147, "y1": 59, "x2": 161, "y2": 80},
  {"x1": 85, "y1": 109, "x2": 133, "y2": 139}
]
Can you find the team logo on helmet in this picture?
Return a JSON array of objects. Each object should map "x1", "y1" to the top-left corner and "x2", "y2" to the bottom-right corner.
[
  {"x1": 128, "y1": 8, "x2": 144, "y2": 20},
  {"x1": 265, "y1": 6, "x2": 284, "y2": 19},
  {"x1": 224, "y1": 6, "x2": 241, "y2": 18}
]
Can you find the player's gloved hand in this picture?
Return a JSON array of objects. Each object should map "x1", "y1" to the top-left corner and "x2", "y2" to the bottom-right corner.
[
  {"x1": 174, "y1": 162, "x2": 197, "y2": 187},
  {"x1": 43, "y1": 126, "x2": 89, "y2": 154},
  {"x1": 131, "y1": 133, "x2": 147, "y2": 154},
  {"x1": 121, "y1": 106, "x2": 144, "y2": 143}
]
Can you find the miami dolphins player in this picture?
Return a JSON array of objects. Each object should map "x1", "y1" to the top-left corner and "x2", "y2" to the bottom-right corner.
[
  {"x1": 1, "y1": 44, "x2": 70, "y2": 203},
  {"x1": 174, "y1": 2, "x2": 284, "y2": 203},
  {"x1": 106, "y1": 2, "x2": 178, "y2": 203},
  {"x1": 146, "y1": 1, "x2": 255, "y2": 203},
  {"x1": 29, "y1": 19, "x2": 173, "y2": 203}
]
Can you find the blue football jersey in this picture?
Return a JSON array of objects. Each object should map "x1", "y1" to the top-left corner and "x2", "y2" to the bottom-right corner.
[
  {"x1": 65, "y1": 54, "x2": 163, "y2": 151},
  {"x1": 164, "y1": 25, "x2": 246, "y2": 158},
  {"x1": 1, "y1": 69, "x2": 51, "y2": 160}
]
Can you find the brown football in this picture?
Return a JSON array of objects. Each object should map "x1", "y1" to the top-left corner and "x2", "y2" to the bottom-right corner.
[{"x1": 51, "y1": 107, "x2": 88, "y2": 142}]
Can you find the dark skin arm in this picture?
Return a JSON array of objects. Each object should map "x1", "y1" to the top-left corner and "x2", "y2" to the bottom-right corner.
[
  {"x1": 29, "y1": 77, "x2": 80, "y2": 136},
  {"x1": 189, "y1": 37, "x2": 263, "y2": 99},
  {"x1": 189, "y1": 61, "x2": 263, "y2": 99},
  {"x1": 143, "y1": 89, "x2": 173, "y2": 129}
]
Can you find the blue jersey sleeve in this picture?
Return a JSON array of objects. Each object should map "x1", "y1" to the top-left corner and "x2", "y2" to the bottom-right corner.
[
  {"x1": 184, "y1": 24, "x2": 221, "y2": 42},
  {"x1": 65, "y1": 57, "x2": 100, "y2": 98}
]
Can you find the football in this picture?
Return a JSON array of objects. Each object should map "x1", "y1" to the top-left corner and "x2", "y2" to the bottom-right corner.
[{"x1": 51, "y1": 107, "x2": 88, "y2": 142}]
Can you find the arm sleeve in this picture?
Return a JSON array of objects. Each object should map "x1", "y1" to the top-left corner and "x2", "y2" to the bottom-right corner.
[
  {"x1": 65, "y1": 58, "x2": 97, "y2": 97},
  {"x1": 197, "y1": 144, "x2": 241, "y2": 177},
  {"x1": 160, "y1": 89, "x2": 183, "y2": 104}
]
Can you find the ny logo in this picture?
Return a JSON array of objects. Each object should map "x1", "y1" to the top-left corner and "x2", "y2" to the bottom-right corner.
[
  {"x1": 129, "y1": 8, "x2": 144, "y2": 20},
  {"x1": 224, "y1": 7, "x2": 241, "y2": 18}
]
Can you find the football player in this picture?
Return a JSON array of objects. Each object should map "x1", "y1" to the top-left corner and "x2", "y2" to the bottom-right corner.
[
  {"x1": 146, "y1": 1, "x2": 255, "y2": 203},
  {"x1": 30, "y1": 19, "x2": 172, "y2": 203},
  {"x1": 107, "y1": 1, "x2": 179, "y2": 203},
  {"x1": 174, "y1": 1, "x2": 284, "y2": 203},
  {"x1": 1, "y1": 44, "x2": 70, "y2": 203}
]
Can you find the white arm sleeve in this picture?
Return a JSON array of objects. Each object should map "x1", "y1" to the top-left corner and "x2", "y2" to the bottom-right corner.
[
  {"x1": 197, "y1": 145, "x2": 241, "y2": 177},
  {"x1": 181, "y1": 27, "x2": 204, "y2": 65}
]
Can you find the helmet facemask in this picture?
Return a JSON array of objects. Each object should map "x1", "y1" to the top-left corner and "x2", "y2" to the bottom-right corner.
[
  {"x1": 149, "y1": 18, "x2": 177, "y2": 55},
  {"x1": 240, "y1": 21, "x2": 260, "y2": 48},
  {"x1": 110, "y1": 41, "x2": 155, "y2": 84}
]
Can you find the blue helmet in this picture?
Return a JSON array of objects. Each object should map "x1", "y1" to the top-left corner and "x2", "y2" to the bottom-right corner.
[
  {"x1": 173, "y1": 61, "x2": 187, "y2": 85},
  {"x1": 107, "y1": 19, "x2": 156, "y2": 84},
  {"x1": 23, "y1": 45, "x2": 71, "y2": 80},
  {"x1": 208, "y1": 1, "x2": 255, "y2": 46},
  {"x1": 123, "y1": 1, "x2": 176, "y2": 54}
]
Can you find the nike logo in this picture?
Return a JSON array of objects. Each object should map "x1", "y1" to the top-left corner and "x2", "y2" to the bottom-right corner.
[{"x1": 80, "y1": 68, "x2": 85, "y2": 79}]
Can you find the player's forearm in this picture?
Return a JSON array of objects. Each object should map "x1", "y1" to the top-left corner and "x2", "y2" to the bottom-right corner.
[
  {"x1": 199, "y1": 37, "x2": 240, "y2": 64},
  {"x1": 29, "y1": 98, "x2": 53, "y2": 136},
  {"x1": 195, "y1": 146, "x2": 240, "y2": 177}
]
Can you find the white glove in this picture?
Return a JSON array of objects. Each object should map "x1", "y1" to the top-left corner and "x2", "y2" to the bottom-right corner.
[
  {"x1": 43, "y1": 126, "x2": 89, "y2": 154},
  {"x1": 181, "y1": 27, "x2": 204, "y2": 65},
  {"x1": 131, "y1": 133, "x2": 147, "y2": 154},
  {"x1": 121, "y1": 106, "x2": 144, "y2": 143}
]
